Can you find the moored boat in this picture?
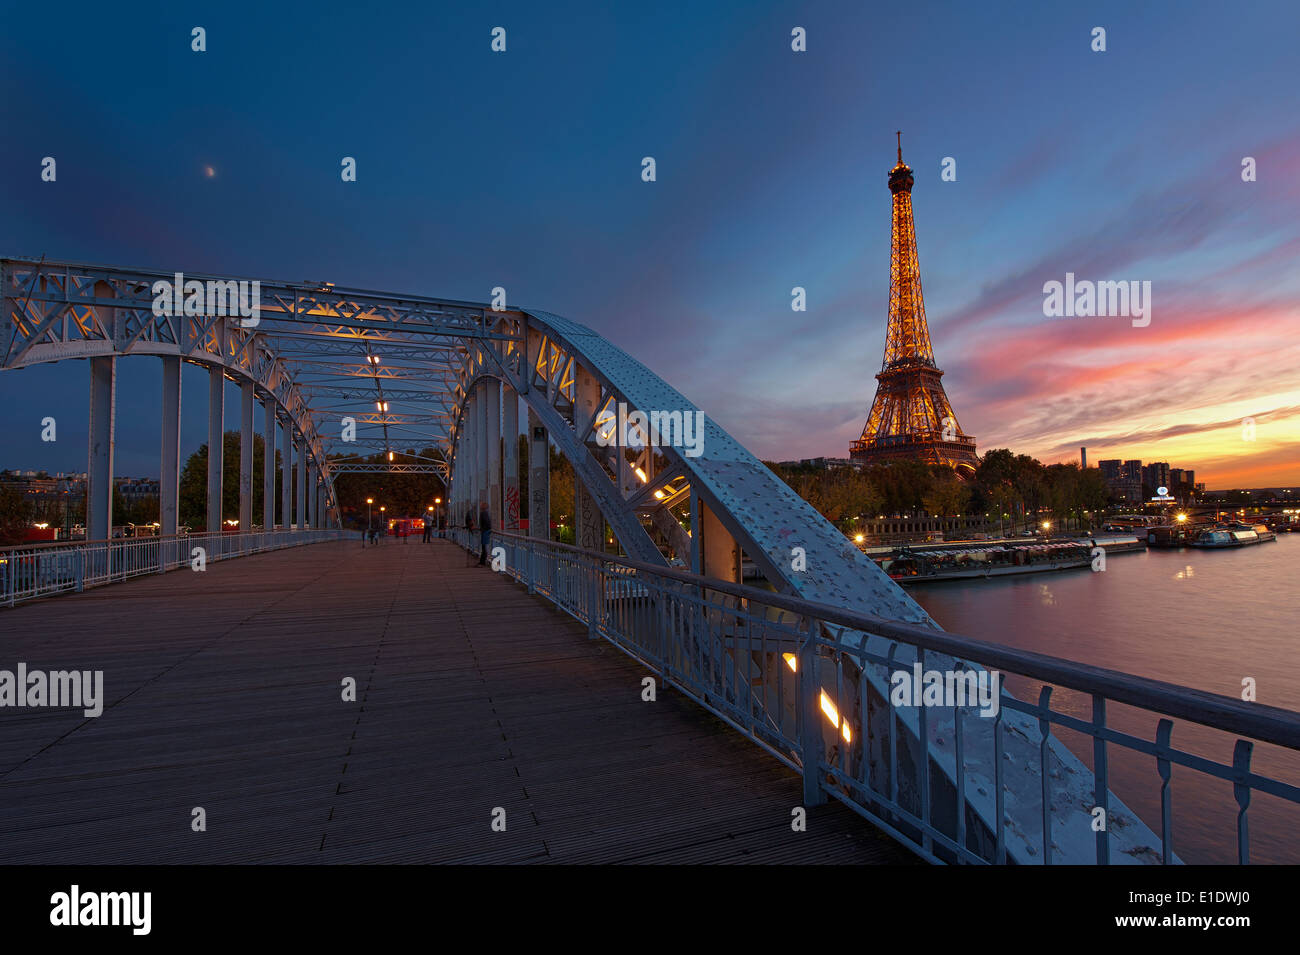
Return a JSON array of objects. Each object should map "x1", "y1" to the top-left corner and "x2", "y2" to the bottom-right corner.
[
  {"x1": 878, "y1": 540, "x2": 1096, "y2": 584},
  {"x1": 1189, "y1": 526, "x2": 1263, "y2": 548}
]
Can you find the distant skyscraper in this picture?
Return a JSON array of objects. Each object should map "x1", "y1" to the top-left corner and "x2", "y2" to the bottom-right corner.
[{"x1": 1080, "y1": 447, "x2": 1087, "y2": 469}]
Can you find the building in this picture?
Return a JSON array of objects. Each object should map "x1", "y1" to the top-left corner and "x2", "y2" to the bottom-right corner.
[
  {"x1": 1143, "y1": 462, "x2": 1171, "y2": 492},
  {"x1": 850, "y1": 134, "x2": 978, "y2": 473},
  {"x1": 116, "y1": 478, "x2": 161, "y2": 503}
]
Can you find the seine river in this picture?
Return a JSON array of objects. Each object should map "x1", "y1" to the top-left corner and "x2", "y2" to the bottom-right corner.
[{"x1": 909, "y1": 533, "x2": 1299, "y2": 864}]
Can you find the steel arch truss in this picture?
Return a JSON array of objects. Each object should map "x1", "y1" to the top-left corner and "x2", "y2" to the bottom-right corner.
[{"x1": 447, "y1": 307, "x2": 934, "y2": 626}]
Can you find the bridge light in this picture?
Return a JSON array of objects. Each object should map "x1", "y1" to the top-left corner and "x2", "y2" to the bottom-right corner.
[
  {"x1": 1176, "y1": 513, "x2": 1188, "y2": 522},
  {"x1": 819, "y1": 691, "x2": 852, "y2": 743},
  {"x1": 366, "y1": 498, "x2": 373, "y2": 504},
  {"x1": 634, "y1": 467, "x2": 648, "y2": 483},
  {"x1": 435, "y1": 497, "x2": 441, "y2": 504},
  {"x1": 388, "y1": 452, "x2": 394, "y2": 461},
  {"x1": 854, "y1": 533, "x2": 865, "y2": 543},
  {"x1": 782, "y1": 652, "x2": 796, "y2": 672},
  {"x1": 653, "y1": 490, "x2": 665, "y2": 500}
]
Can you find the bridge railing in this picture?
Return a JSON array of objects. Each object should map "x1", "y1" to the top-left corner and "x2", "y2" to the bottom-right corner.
[
  {"x1": 0, "y1": 528, "x2": 345, "y2": 607},
  {"x1": 450, "y1": 527, "x2": 1300, "y2": 865}
]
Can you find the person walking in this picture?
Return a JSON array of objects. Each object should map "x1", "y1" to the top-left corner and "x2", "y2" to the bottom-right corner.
[{"x1": 477, "y1": 503, "x2": 493, "y2": 566}]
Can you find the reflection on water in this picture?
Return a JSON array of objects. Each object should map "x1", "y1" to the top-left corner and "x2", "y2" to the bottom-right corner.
[{"x1": 910, "y1": 535, "x2": 1299, "y2": 864}]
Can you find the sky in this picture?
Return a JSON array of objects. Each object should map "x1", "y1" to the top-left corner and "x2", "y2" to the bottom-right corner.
[{"x1": 2, "y1": 0, "x2": 1297, "y2": 489}]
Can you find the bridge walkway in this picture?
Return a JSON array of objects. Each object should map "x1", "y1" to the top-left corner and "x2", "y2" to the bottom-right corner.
[{"x1": 0, "y1": 538, "x2": 913, "y2": 864}]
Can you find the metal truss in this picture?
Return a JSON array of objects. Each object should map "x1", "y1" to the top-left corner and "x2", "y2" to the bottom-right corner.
[{"x1": 0, "y1": 257, "x2": 522, "y2": 518}]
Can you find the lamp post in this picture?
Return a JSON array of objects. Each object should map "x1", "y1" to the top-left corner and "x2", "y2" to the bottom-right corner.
[
  {"x1": 435, "y1": 497, "x2": 442, "y2": 538},
  {"x1": 365, "y1": 497, "x2": 373, "y2": 547},
  {"x1": 380, "y1": 506, "x2": 386, "y2": 542}
]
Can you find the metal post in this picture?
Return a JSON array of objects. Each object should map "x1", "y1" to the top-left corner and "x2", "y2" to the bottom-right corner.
[
  {"x1": 798, "y1": 617, "x2": 827, "y2": 807},
  {"x1": 263, "y1": 398, "x2": 276, "y2": 530},
  {"x1": 503, "y1": 386, "x2": 519, "y2": 531},
  {"x1": 527, "y1": 407, "x2": 549, "y2": 540},
  {"x1": 207, "y1": 366, "x2": 224, "y2": 536},
  {"x1": 486, "y1": 379, "x2": 502, "y2": 531},
  {"x1": 476, "y1": 383, "x2": 488, "y2": 515},
  {"x1": 689, "y1": 487, "x2": 702, "y2": 575},
  {"x1": 87, "y1": 356, "x2": 117, "y2": 543},
  {"x1": 159, "y1": 357, "x2": 181, "y2": 571},
  {"x1": 239, "y1": 380, "x2": 254, "y2": 532},
  {"x1": 297, "y1": 437, "x2": 307, "y2": 530},
  {"x1": 305, "y1": 464, "x2": 315, "y2": 529},
  {"x1": 574, "y1": 365, "x2": 602, "y2": 552},
  {"x1": 281, "y1": 419, "x2": 293, "y2": 531}
]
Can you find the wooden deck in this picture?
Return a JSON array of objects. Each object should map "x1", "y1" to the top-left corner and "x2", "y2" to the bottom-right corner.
[{"x1": 0, "y1": 538, "x2": 915, "y2": 864}]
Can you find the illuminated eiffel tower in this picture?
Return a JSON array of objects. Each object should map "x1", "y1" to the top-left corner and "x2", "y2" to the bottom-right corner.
[{"x1": 850, "y1": 133, "x2": 979, "y2": 473}]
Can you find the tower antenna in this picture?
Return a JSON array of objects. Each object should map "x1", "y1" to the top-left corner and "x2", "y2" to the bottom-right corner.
[{"x1": 896, "y1": 131, "x2": 902, "y2": 163}]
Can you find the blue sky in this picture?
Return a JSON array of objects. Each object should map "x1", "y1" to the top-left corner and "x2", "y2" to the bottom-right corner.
[{"x1": 2, "y1": 0, "x2": 1298, "y2": 486}]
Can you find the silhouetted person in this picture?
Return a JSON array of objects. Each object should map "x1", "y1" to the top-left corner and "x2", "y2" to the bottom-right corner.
[
  {"x1": 478, "y1": 505, "x2": 492, "y2": 566},
  {"x1": 423, "y1": 519, "x2": 432, "y2": 543}
]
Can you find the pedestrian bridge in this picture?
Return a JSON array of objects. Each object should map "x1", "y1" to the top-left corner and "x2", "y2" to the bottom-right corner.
[{"x1": 2, "y1": 256, "x2": 1298, "y2": 864}]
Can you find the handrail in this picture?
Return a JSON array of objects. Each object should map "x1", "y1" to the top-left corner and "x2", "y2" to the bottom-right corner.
[
  {"x1": 451, "y1": 526, "x2": 1299, "y2": 864},
  {"x1": 0, "y1": 528, "x2": 328, "y2": 553},
  {"x1": 478, "y1": 530, "x2": 1300, "y2": 752},
  {"x1": 1, "y1": 527, "x2": 346, "y2": 609}
]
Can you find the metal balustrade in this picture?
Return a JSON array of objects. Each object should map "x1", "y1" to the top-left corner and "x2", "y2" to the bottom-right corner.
[
  {"x1": 0, "y1": 529, "x2": 345, "y2": 607},
  {"x1": 452, "y1": 527, "x2": 1300, "y2": 865}
]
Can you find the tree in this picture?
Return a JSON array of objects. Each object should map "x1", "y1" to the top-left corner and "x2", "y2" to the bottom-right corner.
[
  {"x1": 0, "y1": 485, "x2": 34, "y2": 546},
  {"x1": 923, "y1": 472, "x2": 970, "y2": 519},
  {"x1": 329, "y1": 448, "x2": 446, "y2": 530},
  {"x1": 179, "y1": 432, "x2": 273, "y2": 530}
]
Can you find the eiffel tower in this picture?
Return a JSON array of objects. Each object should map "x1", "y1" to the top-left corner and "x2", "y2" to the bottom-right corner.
[{"x1": 850, "y1": 133, "x2": 979, "y2": 474}]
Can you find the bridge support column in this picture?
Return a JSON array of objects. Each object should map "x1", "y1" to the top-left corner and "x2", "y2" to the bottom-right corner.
[
  {"x1": 160, "y1": 356, "x2": 181, "y2": 539},
  {"x1": 485, "y1": 380, "x2": 502, "y2": 531},
  {"x1": 239, "y1": 380, "x2": 254, "y2": 532},
  {"x1": 689, "y1": 488, "x2": 702, "y2": 574},
  {"x1": 700, "y1": 497, "x2": 740, "y2": 583},
  {"x1": 263, "y1": 398, "x2": 276, "y2": 530},
  {"x1": 503, "y1": 387, "x2": 519, "y2": 531},
  {"x1": 207, "y1": 367, "x2": 224, "y2": 536},
  {"x1": 309, "y1": 465, "x2": 318, "y2": 529},
  {"x1": 574, "y1": 364, "x2": 603, "y2": 552},
  {"x1": 87, "y1": 356, "x2": 116, "y2": 543},
  {"x1": 527, "y1": 407, "x2": 549, "y2": 540},
  {"x1": 281, "y1": 419, "x2": 293, "y2": 530},
  {"x1": 475, "y1": 382, "x2": 488, "y2": 515},
  {"x1": 297, "y1": 443, "x2": 307, "y2": 530}
]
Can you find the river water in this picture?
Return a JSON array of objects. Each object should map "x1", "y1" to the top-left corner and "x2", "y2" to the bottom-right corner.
[{"x1": 909, "y1": 534, "x2": 1299, "y2": 864}]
